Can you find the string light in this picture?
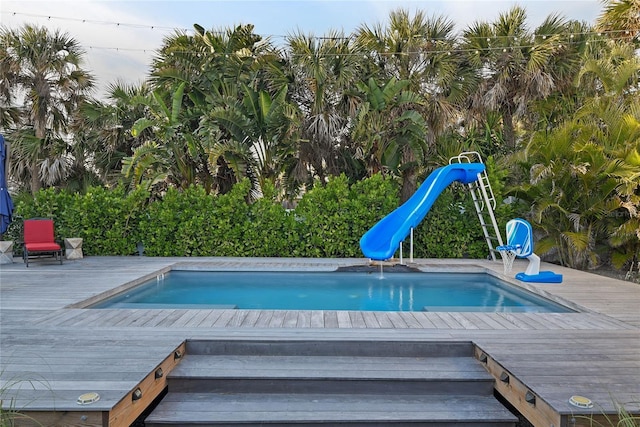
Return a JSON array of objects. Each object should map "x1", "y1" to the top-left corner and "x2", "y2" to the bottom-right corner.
[
  {"x1": 2, "y1": 10, "x2": 638, "y2": 58},
  {"x1": 1, "y1": 10, "x2": 285, "y2": 38},
  {"x1": 3, "y1": 10, "x2": 189, "y2": 32},
  {"x1": 3, "y1": 34, "x2": 624, "y2": 58}
]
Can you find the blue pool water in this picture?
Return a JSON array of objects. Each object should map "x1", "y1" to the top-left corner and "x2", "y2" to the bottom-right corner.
[{"x1": 92, "y1": 271, "x2": 572, "y2": 312}]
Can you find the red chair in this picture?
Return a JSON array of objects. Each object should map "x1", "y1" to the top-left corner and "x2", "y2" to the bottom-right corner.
[{"x1": 22, "y1": 218, "x2": 63, "y2": 267}]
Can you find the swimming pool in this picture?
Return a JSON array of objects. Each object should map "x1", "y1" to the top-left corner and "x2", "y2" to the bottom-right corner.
[{"x1": 91, "y1": 270, "x2": 572, "y2": 312}]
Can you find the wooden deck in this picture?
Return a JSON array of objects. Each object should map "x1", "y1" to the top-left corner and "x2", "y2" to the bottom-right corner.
[{"x1": 1, "y1": 256, "x2": 639, "y2": 426}]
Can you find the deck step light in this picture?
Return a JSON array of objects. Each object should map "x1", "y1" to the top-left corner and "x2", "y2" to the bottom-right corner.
[
  {"x1": 479, "y1": 353, "x2": 488, "y2": 363},
  {"x1": 132, "y1": 388, "x2": 142, "y2": 401},
  {"x1": 155, "y1": 368, "x2": 163, "y2": 379},
  {"x1": 525, "y1": 391, "x2": 536, "y2": 406},
  {"x1": 500, "y1": 372, "x2": 510, "y2": 384},
  {"x1": 569, "y1": 395, "x2": 593, "y2": 409},
  {"x1": 174, "y1": 350, "x2": 182, "y2": 360},
  {"x1": 77, "y1": 392, "x2": 100, "y2": 405}
]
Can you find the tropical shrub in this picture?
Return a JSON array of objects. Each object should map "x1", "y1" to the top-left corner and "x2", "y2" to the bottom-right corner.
[
  {"x1": 508, "y1": 102, "x2": 640, "y2": 270},
  {"x1": 10, "y1": 172, "x2": 516, "y2": 259},
  {"x1": 414, "y1": 157, "x2": 518, "y2": 259},
  {"x1": 9, "y1": 186, "x2": 148, "y2": 256},
  {"x1": 71, "y1": 186, "x2": 148, "y2": 255},
  {"x1": 414, "y1": 186, "x2": 489, "y2": 259},
  {"x1": 242, "y1": 181, "x2": 300, "y2": 257},
  {"x1": 294, "y1": 174, "x2": 400, "y2": 257},
  {"x1": 136, "y1": 185, "x2": 217, "y2": 257}
]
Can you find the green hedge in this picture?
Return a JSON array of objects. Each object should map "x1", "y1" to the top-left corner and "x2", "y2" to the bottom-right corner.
[
  {"x1": 415, "y1": 158, "x2": 515, "y2": 259},
  {"x1": 7, "y1": 172, "x2": 514, "y2": 259},
  {"x1": 7, "y1": 186, "x2": 147, "y2": 255}
]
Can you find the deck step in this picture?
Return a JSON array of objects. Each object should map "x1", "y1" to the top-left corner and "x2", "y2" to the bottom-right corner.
[
  {"x1": 167, "y1": 354, "x2": 495, "y2": 395},
  {"x1": 184, "y1": 339, "x2": 476, "y2": 357},
  {"x1": 145, "y1": 339, "x2": 517, "y2": 426},
  {"x1": 145, "y1": 392, "x2": 517, "y2": 426}
]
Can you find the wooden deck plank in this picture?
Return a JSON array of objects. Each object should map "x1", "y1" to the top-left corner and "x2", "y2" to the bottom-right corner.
[
  {"x1": 410, "y1": 312, "x2": 437, "y2": 328},
  {"x1": 324, "y1": 311, "x2": 339, "y2": 328},
  {"x1": 186, "y1": 309, "x2": 216, "y2": 327},
  {"x1": 268, "y1": 310, "x2": 287, "y2": 328},
  {"x1": 282, "y1": 310, "x2": 299, "y2": 328},
  {"x1": 398, "y1": 312, "x2": 424, "y2": 329},
  {"x1": 310, "y1": 310, "x2": 325, "y2": 328},
  {"x1": 373, "y1": 312, "x2": 395, "y2": 328},
  {"x1": 435, "y1": 312, "x2": 466, "y2": 329},
  {"x1": 421, "y1": 313, "x2": 450, "y2": 328},
  {"x1": 37, "y1": 309, "x2": 88, "y2": 326},
  {"x1": 469, "y1": 313, "x2": 508, "y2": 330},
  {"x1": 154, "y1": 309, "x2": 184, "y2": 327},
  {"x1": 361, "y1": 311, "x2": 381, "y2": 328},
  {"x1": 385, "y1": 311, "x2": 410, "y2": 328},
  {"x1": 147, "y1": 310, "x2": 184, "y2": 327},
  {"x1": 336, "y1": 311, "x2": 352, "y2": 328},
  {"x1": 517, "y1": 313, "x2": 561, "y2": 330},
  {"x1": 253, "y1": 310, "x2": 274, "y2": 327},
  {"x1": 187, "y1": 309, "x2": 216, "y2": 327},
  {"x1": 225, "y1": 310, "x2": 250, "y2": 327},
  {"x1": 532, "y1": 312, "x2": 578, "y2": 329},
  {"x1": 496, "y1": 312, "x2": 537, "y2": 329},
  {"x1": 165, "y1": 309, "x2": 201, "y2": 327},
  {"x1": 208, "y1": 309, "x2": 235, "y2": 327},
  {"x1": 56, "y1": 309, "x2": 111, "y2": 327},
  {"x1": 1, "y1": 256, "x2": 639, "y2": 426},
  {"x1": 296, "y1": 310, "x2": 311, "y2": 328},
  {"x1": 348, "y1": 311, "x2": 368, "y2": 329},
  {"x1": 583, "y1": 312, "x2": 636, "y2": 329},
  {"x1": 146, "y1": 392, "x2": 518, "y2": 424},
  {"x1": 238, "y1": 309, "x2": 261, "y2": 327}
]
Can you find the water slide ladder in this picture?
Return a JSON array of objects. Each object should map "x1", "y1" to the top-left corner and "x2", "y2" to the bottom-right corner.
[{"x1": 449, "y1": 152, "x2": 504, "y2": 261}]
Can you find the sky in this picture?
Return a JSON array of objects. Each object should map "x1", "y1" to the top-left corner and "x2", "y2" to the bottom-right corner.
[{"x1": 1, "y1": 0, "x2": 604, "y2": 98}]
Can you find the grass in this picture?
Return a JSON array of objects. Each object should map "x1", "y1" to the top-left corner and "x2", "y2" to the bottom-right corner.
[
  {"x1": 0, "y1": 363, "x2": 50, "y2": 427},
  {"x1": 573, "y1": 399, "x2": 640, "y2": 427}
]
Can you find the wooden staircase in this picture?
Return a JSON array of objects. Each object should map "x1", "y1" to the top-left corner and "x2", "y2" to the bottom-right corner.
[{"x1": 145, "y1": 339, "x2": 518, "y2": 426}]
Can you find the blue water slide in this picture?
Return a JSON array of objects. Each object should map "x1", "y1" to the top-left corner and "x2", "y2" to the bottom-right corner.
[{"x1": 360, "y1": 162, "x2": 486, "y2": 261}]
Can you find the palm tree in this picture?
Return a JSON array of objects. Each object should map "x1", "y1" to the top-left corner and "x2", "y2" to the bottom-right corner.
[
  {"x1": 462, "y1": 6, "x2": 582, "y2": 150},
  {"x1": 149, "y1": 24, "x2": 292, "y2": 196},
  {"x1": 351, "y1": 77, "x2": 427, "y2": 179},
  {"x1": 200, "y1": 83, "x2": 299, "y2": 195},
  {"x1": 0, "y1": 24, "x2": 94, "y2": 194},
  {"x1": 512, "y1": 124, "x2": 615, "y2": 269},
  {"x1": 575, "y1": 43, "x2": 640, "y2": 269},
  {"x1": 597, "y1": 0, "x2": 640, "y2": 42},
  {"x1": 510, "y1": 43, "x2": 640, "y2": 269},
  {"x1": 285, "y1": 30, "x2": 365, "y2": 188},
  {"x1": 72, "y1": 81, "x2": 151, "y2": 187},
  {"x1": 525, "y1": 20, "x2": 593, "y2": 134},
  {"x1": 356, "y1": 9, "x2": 468, "y2": 201},
  {"x1": 576, "y1": 40, "x2": 640, "y2": 100},
  {"x1": 513, "y1": 101, "x2": 640, "y2": 270},
  {"x1": 123, "y1": 82, "x2": 202, "y2": 192}
]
